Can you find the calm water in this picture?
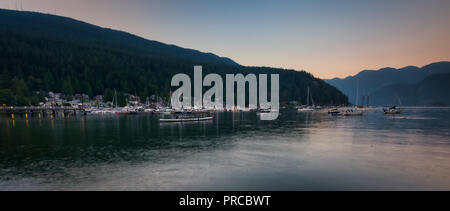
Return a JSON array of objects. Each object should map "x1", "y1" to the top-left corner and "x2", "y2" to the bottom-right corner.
[{"x1": 1, "y1": 108, "x2": 449, "y2": 190}]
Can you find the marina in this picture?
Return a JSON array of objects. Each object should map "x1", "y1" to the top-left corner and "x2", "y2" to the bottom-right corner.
[
  {"x1": 0, "y1": 104, "x2": 391, "y2": 119},
  {"x1": 1, "y1": 1, "x2": 449, "y2": 194}
]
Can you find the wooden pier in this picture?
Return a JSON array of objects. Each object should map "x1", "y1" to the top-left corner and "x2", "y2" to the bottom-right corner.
[{"x1": 0, "y1": 106, "x2": 86, "y2": 119}]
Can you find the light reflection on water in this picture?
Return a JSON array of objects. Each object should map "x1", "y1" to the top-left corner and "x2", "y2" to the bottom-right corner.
[{"x1": 0, "y1": 107, "x2": 449, "y2": 190}]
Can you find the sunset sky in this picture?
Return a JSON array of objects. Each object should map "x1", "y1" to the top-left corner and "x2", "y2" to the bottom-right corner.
[{"x1": 1, "y1": 0, "x2": 450, "y2": 78}]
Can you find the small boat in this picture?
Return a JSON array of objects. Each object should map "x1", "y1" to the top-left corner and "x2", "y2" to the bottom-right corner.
[
  {"x1": 154, "y1": 108, "x2": 173, "y2": 115},
  {"x1": 159, "y1": 116, "x2": 214, "y2": 122},
  {"x1": 328, "y1": 108, "x2": 341, "y2": 115},
  {"x1": 105, "y1": 108, "x2": 119, "y2": 114},
  {"x1": 383, "y1": 106, "x2": 401, "y2": 114},
  {"x1": 144, "y1": 108, "x2": 154, "y2": 113},
  {"x1": 298, "y1": 106, "x2": 314, "y2": 112},
  {"x1": 384, "y1": 93, "x2": 402, "y2": 115},
  {"x1": 298, "y1": 86, "x2": 315, "y2": 112},
  {"x1": 256, "y1": 108, "x2": 271, "y2": 115},
  {"x1": 90, "y1": 108, "x2": 105, "y2": 115}
]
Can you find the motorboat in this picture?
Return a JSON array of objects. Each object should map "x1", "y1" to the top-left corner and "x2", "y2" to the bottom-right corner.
[
  {"x1": 328, "y1": 108, "x2": 341, "y2": 115},
  {"x1": 383, "y1": 106, "x2": 401, "y2": 114},
  {"x1": 298, "y1": 86, "x2": 315, "y2": 112},
  {"x1": 298, "y1": 106, "x2": 314, "y2": 112}
]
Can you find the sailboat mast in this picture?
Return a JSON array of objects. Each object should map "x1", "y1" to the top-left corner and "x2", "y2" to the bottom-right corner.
[
  {"x1": 307, "y1": 86, "x2": 310, "y2": 106},
  {"x1": 355, "y1": 77, "x2": 359, "y2": 106},
  {"x1": 114, "y1": 90, "x2": 117, "y2": 108}
]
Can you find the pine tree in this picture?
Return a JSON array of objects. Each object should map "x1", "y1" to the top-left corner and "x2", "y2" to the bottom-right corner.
[{"x1": 62, "y1": 78, "x2": 74, "y2": 98}]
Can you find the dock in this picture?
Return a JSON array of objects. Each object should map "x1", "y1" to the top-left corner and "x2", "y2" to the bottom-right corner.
[{"x1": 0, "y1": 106, "x2": 86, "y2": 119}]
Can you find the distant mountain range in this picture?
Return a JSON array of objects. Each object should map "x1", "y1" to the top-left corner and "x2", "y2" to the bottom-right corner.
[
  {"x1": 0, "y1": 9, "x2": 348, "y2": 106},
  {"x1": 325, "y1": 62, "x2": 450, "y2": 106},
  {"x1": 369, "y1": 73, "x2": 450, "y2": 106}
]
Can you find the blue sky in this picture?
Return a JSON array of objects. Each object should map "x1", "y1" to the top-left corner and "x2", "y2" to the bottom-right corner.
[{"x1": 1, "y1": 0, "x2": 449, "y2": 78}]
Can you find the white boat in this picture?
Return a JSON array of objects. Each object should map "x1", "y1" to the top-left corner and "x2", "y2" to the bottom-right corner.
[
  {"x1": 256, "y1": 108, "x2": 277, "y2": 115},
  {"x1": 115, "y1": 106, "x2": 137, "y2": 115},
  {"x1": 144, "y1": 108, "x2": 154, "y2": 113},
  {"x1": 90, "y1": 108, "x2": 104, "y2": 115},
  {"x1": 298, "y1": 86, "x2": 315, "y2": 112},
  {"x1": 105, "y1": 108, "x2": 119, "y2": 114},
  {"x1": 155, "y1": 108, "x2": 173, "y2": 114},
  {"x1": 383, "y1": 94, "x2": 402, "y2": 115},
  {"x1": 383, "y1": 106, "x2": 401, "y2": 114},
  {"x1": 298, "y1": 106, "x2": 314, "y2": 112},
  {"x1": 159, "y1": 116, "x2": 214, "y2": 122}
]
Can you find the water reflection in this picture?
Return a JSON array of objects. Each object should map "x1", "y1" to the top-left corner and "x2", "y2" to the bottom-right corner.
[{"x1": 0, "y1": 108, "x2": 449, "y2": 190}]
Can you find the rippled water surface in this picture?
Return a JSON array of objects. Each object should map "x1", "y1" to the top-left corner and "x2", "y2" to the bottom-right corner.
[{"x1": 1, "y1": 108, "x2": 449, "y2": 190}]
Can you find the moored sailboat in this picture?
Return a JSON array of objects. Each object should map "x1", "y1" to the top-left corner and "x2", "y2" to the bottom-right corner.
[
  {"x1": 298, "y1": 86, "x2": 315, "y2": 112},
  {"x1": 383, "y1": 93, "x2": 402, "y2": 115}
]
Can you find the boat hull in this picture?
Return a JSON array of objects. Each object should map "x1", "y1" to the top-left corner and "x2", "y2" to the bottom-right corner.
[
  {"x1": 298, "y1": 108, "x2": 314, "y2": 112},
  {"x1": 159, "y1": 116, "x2": 214, "y2": 122},
  {"x1": 384, "y1": 110, "x2": 401, "y2": 114}
]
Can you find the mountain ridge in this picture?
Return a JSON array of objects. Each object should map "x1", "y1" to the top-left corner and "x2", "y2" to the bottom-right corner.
[
  {"x1": 324, "y1": 61, "x2": 450, "y2": 105},
  {"x1": 326, "y1": 63, "x2": 448, "y2": 81},
  {"x1": 0, "y1": 9, "x2": 348, "y2": 106},
  {"x1": 370, "y1": 73, "x2": 450, "y2": 106},
  {"x1": 0, "y1": 8, "x2": 239, "y2": 66}
]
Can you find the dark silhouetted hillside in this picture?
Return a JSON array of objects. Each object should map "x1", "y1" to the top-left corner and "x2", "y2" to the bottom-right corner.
[
  {"x1": 0, "y1": 9, "x2": 238, "y2": 66},
  {"x1": 0, "y1": 9, "x2": 348, "y2": 106}
]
